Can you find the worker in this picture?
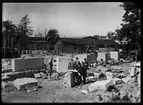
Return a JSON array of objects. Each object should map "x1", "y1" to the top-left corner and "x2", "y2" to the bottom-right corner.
[
  {"x1": 68, "y1": 59, "x2": 74, "y2": 70},
  {"x1": 75, "y1": 61, "x2": 82, "y2": 85},
  {"x1": 72, "y1": 57, "x2": 82, "y2": 85},
  {"x1": 75, "y1": 57, "x2": 80, "y2": 65},
  {"x1": 100, "y1": 59, "x2": 104, "y2": 65},
  {"x1": 81, "y1": 58, "x2": 89, "y2": 84},
  {"x1": 49, "y1": 57, "x2": 53, "y2": 79}
]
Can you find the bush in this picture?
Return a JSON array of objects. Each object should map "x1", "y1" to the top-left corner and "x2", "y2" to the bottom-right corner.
[{"x1": 108, "y1": 92, "x2": 132, "y2": 103}]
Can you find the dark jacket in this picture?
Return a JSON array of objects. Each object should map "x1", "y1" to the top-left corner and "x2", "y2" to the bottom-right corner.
[
  {"x1": 82, "y1": 61, "x2": 88, "y2": 70},
  {"x1": 49, "y1": 60, "x2": 53, "y2": 70},
  {"x1": 75, "y1": 62, "x2": 83, "y2": 75},
  {"x1": 68, "y1": 61, "x2": 74, "y2": 70}
]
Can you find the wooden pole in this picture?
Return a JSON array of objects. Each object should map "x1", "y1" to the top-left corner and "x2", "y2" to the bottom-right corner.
[
  {"x1": 8, "y1": 35, "x2": 10, "y2": 49},
  {"x1": 86, "y1": 39, "x2": 89, "y2": 53},
  {"x1": 45, "y1": 28, "x2": 46, "y2": 37},
  {"x1": 136, "y1": 50, "x2": 138, "y2": 62},
  {"x1": 18, "y1": 40, "x2": 19, "y2": 51},
  {"x1": 4, "y1": 35, "x2": 6, "y2": 58},
  {"x1": 11, "y1": 37, "x2": 13, "y2": 55}
]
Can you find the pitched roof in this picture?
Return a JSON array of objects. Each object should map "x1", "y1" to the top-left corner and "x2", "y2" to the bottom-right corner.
[
  {"x1": 59, "y1": 37, "x2": 118, "y2": 45},
  {"x1": 60, "y1": 38, "x2": 81, "y2": 45},
  {"x1": 29, "y1": 37, "x2": 46, "y2": 42}
]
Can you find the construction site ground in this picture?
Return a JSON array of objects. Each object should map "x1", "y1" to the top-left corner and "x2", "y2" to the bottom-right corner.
[{"x1": 1, "y1": 59, "x2": 140, "y2": 103}]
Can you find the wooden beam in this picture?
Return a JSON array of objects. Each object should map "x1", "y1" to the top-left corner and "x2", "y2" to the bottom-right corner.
[{"x1": 86, "y1": 46, "x2": 89, "y2": 53}]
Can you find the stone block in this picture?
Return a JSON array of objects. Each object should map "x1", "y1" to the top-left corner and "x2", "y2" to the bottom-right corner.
[
  {"x1": 62, "y1": 71, "x2": 76, "y2": 88},
  {"x1": 109, "y1": 51, "x2": 119, "y2": 61},
  {"x1": 122, "y1": 75, "x2": 131, "y2": 83},
  {"x1": 57, "y1": 56, "x2": 72, "y2": 72},
  {"x1": 129, "y1": 66, "x2": 135, "y2": 77},
  {"x1": 97, "y1": 52, "x2": 110, "y2": 63},
  {"x1": 137, "y1": 72, "x2": 140, "y2": 90},
  {"x1": 96, "y1": 66, "x2": 108, "y2": 73},
  {"x1": 2, "y1": 81, "x2": 6, "y2": 89},
  {"x1": 13, "y1": 78, "x2": 38, "y2": 90},
  {"x1": 12, "y1": 57, "x2": 45, "y2": 72},
  {"x1": 112, "y1": 78, "x2": 122, "y2": 85},
  {"x1": 105, "y1": 72, "x2": 113, "y2": 80},
  {"x1": 34, "y1": 73, "x2": 41, "y2": 78},
  {"x1": 88, "y1": 80, "x2": 114, "y2": 92},
  {"x1": 94, "y1": 72, "x2": 101, "y2": 79},
  {"x1": 81, "y1": 90, "x2": 88, "y2": 94},
  {"x1": 40, "y1": 72, "x2": 47, "y2": 79}
]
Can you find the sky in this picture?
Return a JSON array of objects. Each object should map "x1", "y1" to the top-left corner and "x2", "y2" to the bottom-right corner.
[{"x1": 3, "y1": 2, "x2": 125, "y2": 38}]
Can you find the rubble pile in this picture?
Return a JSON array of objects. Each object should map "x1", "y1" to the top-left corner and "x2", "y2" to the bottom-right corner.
[
  {"x1": 1, "y1": 56, "x2": 140, "y2": 103},
  {"x1": 2, "y1": 59, "x2": 12, "y2": 73},
  {"x1": 13, "y1": 78, "x2": 39, "y2": 92},
  {"x1": 2, "y1": 69, "x2": 44, "y2": 82},
  {"x1": 80, "y1": 61, "x2": 140, "y2": 102},
  {"x1": 61, "y1": 71, "x2": 76, "y2": 88}
]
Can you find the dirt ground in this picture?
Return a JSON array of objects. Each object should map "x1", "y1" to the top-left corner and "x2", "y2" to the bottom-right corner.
[
  {"x1": 1, "y1": 61, "x2": 140, "y2": 103},
  {"x1": 2, "y1": 79, "x2": 140, "y2": 103},
  {"x1": 2, "y1": 79, "x2": 90, "y2": 103}
]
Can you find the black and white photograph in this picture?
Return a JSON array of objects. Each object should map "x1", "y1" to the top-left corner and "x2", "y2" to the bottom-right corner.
[{"x1": 2, "y1": 2, "x2": 141, "y2": 103}]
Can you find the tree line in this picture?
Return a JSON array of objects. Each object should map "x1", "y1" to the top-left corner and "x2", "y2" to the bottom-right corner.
[
  {"x1": 94, "y1": 2, "x2": 141, "y2": 61},
  {"x1": 2, "y1": 14, "x2": 60, "y2": 58}
]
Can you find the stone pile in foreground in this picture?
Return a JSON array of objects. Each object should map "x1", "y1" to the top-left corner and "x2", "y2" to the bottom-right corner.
[{"x1": 13, "y1": 78, "x2": 38, "y2": 91}]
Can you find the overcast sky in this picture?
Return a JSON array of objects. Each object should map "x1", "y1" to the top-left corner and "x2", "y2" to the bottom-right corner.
[{"x1": 3, "y1": 2, "x2": 125, "y2": 38}]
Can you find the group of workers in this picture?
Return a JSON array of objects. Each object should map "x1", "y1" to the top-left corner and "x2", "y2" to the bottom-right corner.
[
  {"x1": 68, "y1": 57, "x2": 89, "y2": 85},
  {"x1": 45, "y1": 57, "x2": 89, "y2": 85}
]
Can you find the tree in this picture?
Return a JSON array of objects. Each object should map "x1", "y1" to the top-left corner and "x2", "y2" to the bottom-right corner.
[
  {"x1": 107, "y1": 31, "x2": 117, "y2": 40},
  {"x1": 17, "y1": 14, "x2": 33, "y2": 50},
  {"x1": 2, "y1": 20, "x2": 17, "y2": 47},
  {"x1": 45, "y1": 29, "x2": 60, "y2": 50},
  {"x1": 116, "y1": 2, "x2": 141, "y2": 60},
  {"x1": 2, "y1": 20, "x2": 17, "y2": 57},
  {"x1": 93, "y1": 35, "x2": 99, "y2": 39}
]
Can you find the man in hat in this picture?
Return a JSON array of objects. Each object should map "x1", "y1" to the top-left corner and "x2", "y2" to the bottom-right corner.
[
  {"x1": 73, "y1": 57, "x2": 82, "y2": 85},
  {"x1": 81, "y1": 58, "x2": 89, "y2": 84},
  {"x1": 49, "y1": 57, "x2": 53, "y2": 79},
  {"x1": 68, "y1": 59, "x2": 74, "y2": 70}
]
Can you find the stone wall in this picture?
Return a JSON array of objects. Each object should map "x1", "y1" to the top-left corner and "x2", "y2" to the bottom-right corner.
[
  {"x1": 109, "y1": 51, "x2": 119, "y2": 60},
  {"x1": 97, "y1": 52, "x2": 110, "y2": 63},
  {"x1": 12, "y1": 57, "x2": 45, "y2": 72},
  {"x1": 57, "y1": 56, "x2": 72, "y2": 72}
]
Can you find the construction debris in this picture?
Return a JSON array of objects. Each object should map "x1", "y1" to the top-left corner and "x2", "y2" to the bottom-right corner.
[
  {"x1": 93, "y1": 72, "x2": 102, "y2": 79},
  {"x1": 88, "y1": 80, "x2": 114, "y2": 92},
  {"x1": 51, "y1": 72, "x2": 59, "y2": 79},
  {"x1": 40, "y1": 72, "x2": 47, "y2": 79},
  {"x1": 105, "y1": 71, "x2": 113, "y2": 80},
  {"x1": 34, "y1": 73, "x2": 41, "y2": 79},
  {"x1": 13, "y1": 78, "x2": 38, "y2": 91},
  {"x1": 116, "y1": 73, "x2": 126, "y2": 78},
  {"x1": 112, "y1": 78, "x2": 123, "y2": 85},
  {"x1": 1, "y1": 56, "x2": 141, "y2": 103},
  {"x1": 2, "y1": 81, "x2": 6, "y2": 89},
  {"x1": 62, "y1": 71, "x2": 76, "y2": 88},
  {"x1": 122, "y1": 76, "x2": 131, "y2": 83},
  {"x1": 81, "y1": 90, "x2": 88, "y2": 94}
]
